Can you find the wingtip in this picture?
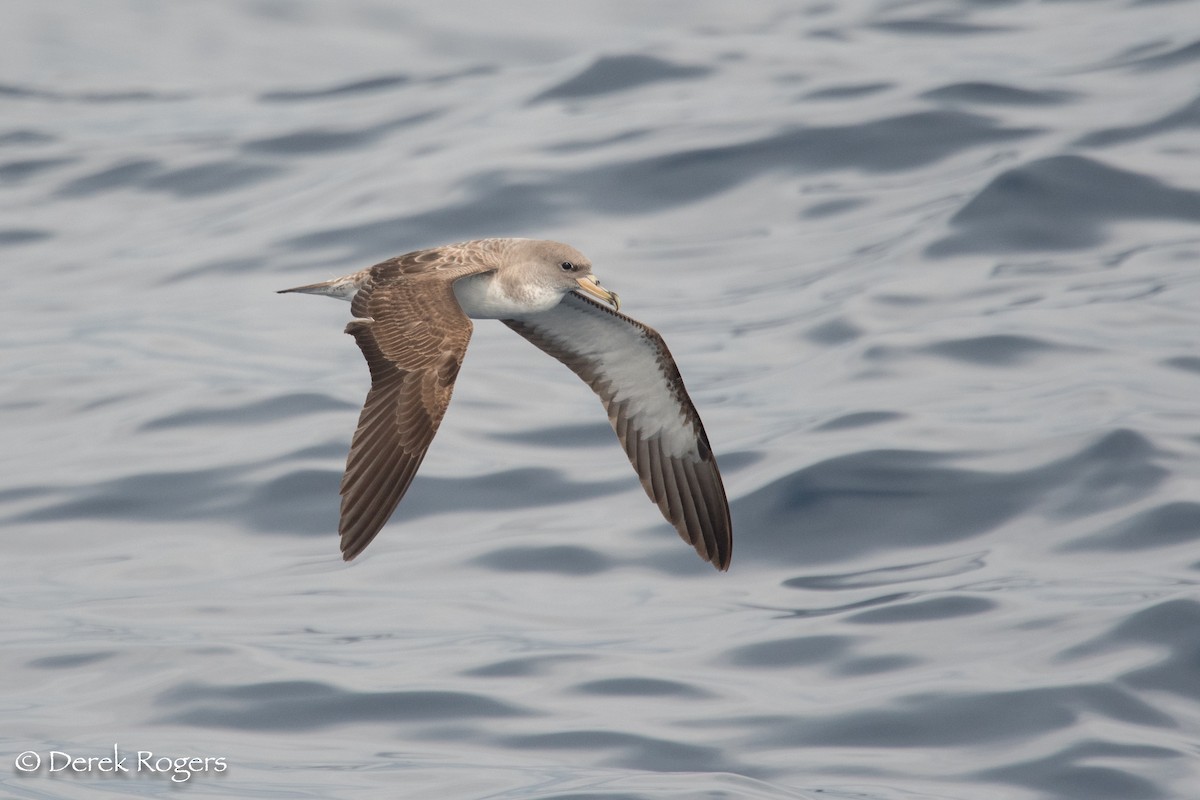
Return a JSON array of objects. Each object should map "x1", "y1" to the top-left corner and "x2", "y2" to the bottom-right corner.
[
  {"x1": 714, "y1": 518, "x2": 733, "y2": 572},
  {"x1": 340, "y1": 533, "x2": 368, "y2": 562},
  {"x1": 708, "y1": 541, "x2": 732, "y2": 571}
]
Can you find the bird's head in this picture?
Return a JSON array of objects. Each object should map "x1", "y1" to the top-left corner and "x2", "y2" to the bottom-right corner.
[{"x1": 512, "y1": 239, "x2": 620, "y2": 311}]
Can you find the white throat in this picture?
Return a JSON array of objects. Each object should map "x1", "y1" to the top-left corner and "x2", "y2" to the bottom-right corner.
[{"x1": 452, "y1": 272, "x2": 565, "y2": 319}]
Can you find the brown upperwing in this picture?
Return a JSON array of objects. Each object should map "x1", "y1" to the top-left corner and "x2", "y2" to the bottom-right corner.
[{"x1": 339, "y1": 270, "x2": 475, "y2": 560}]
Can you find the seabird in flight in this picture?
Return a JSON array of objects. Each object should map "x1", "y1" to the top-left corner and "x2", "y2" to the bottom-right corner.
[{"x1": 279, "y1": 238, "x2": 732, "y2": 570}]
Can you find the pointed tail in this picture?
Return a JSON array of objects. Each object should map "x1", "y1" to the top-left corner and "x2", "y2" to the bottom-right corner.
[{"x1": 277, "y1": 275, "x2": 362, "y2": 301}]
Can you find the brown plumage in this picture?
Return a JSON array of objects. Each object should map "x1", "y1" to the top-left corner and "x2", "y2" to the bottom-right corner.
[{"x1": 279, "y1": 238, "x2": 732, "y2": 570}]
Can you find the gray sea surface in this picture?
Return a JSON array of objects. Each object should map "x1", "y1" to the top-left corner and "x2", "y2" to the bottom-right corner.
[{"x1": 4, "y1": 1, "x2": 1200, "y2": 798}]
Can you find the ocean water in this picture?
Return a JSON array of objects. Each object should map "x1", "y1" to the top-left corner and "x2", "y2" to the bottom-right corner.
[{"x1": 3, "y1": 1, "x2": 1200, "y2": 797}]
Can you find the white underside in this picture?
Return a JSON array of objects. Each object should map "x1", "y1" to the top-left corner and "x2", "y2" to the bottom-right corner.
[
  {"x1": 518, "y1": 294, "x2": 697, "y2": 458},
  {"x1": 452, "y1": 272, "x2": 563, "y2": 319}
]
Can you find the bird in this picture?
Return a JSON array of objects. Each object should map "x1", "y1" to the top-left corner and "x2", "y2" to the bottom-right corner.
[{"x1": 278, "y1": 238, "x2": 732, "y2": 570}]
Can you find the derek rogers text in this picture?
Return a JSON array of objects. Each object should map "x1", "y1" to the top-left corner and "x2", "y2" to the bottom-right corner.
[{"x1": 17, "y1": 745, "x2": 227, "y2": 783}]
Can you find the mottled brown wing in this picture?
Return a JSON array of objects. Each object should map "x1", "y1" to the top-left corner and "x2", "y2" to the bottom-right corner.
[
  {"x1": 339, "y1": 273, "x2": 474, "y2": 560},
  {"x1": 503, "y1": 292, "x2": 732, "y2": 570}
]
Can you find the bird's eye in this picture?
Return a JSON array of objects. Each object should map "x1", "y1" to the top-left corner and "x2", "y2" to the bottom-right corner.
[{"x1": 560, "y1": 261, "x2": 575, "y2": 271}]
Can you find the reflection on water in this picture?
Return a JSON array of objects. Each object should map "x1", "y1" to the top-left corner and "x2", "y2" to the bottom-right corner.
[{"x1": 4, "y1": 1, "x2": 1200, "y2": 798}]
